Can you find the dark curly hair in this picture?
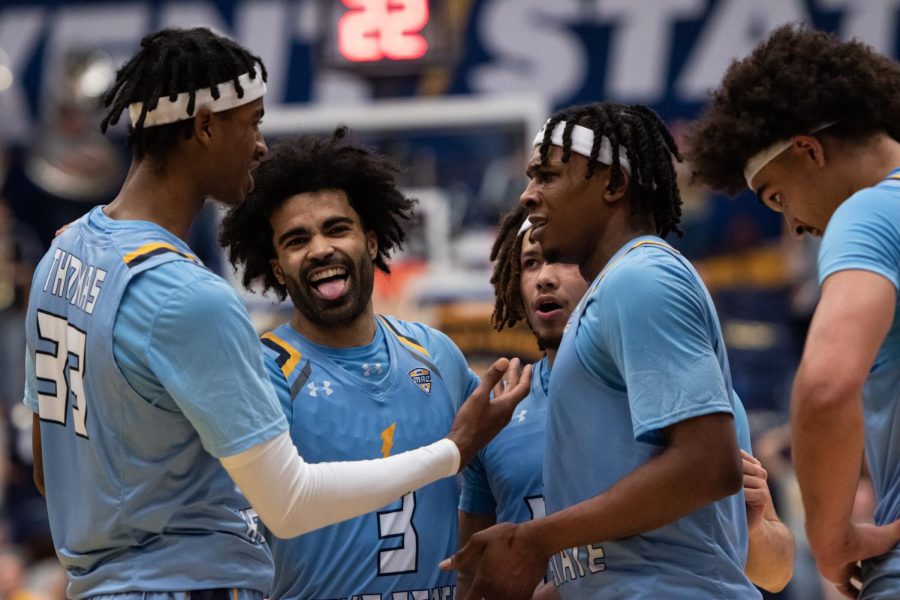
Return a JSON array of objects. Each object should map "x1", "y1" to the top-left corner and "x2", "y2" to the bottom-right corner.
[
  {"x1": 538, "y1": 102, "x2": 684, "y2": 239},
  {"x1": 102, "y1": 27, "x2": 267, "y2": 162},
  {"x1": 685, "y1": 24, "x2": 900, "y2": 195},
  {"x1": 490, "y1": 206, "x2": 530, "y2": 331},
  {"x1": 219, "y1": 127, "x2": 416, "y2": 299}
]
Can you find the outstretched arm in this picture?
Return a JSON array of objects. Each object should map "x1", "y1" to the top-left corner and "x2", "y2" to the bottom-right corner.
[{"x1": 223, "y1": 358, "x2": 531, "y2": 539}]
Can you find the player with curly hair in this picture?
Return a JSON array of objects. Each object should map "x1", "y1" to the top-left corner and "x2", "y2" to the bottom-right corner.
[
  {"x1": 686, "y1": 24, "x2": 900, "y2": 599},
  {"x1": 220, "y1": 129, "x2": 531, "y2": 600}
]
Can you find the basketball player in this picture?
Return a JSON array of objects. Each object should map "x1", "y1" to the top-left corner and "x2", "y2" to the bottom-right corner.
[
  {"x1": 456, "y1": 207, "x2": 795, "y2": 598},
  {"x1": 24, "y1": 28, "x2": 528, "y2": 600},
  {"x1": 442, "y1": 102, "x2": 758, "y2": 599},
  {"x1": 686, "y1": 24, "x2": 900, "y2": 599},
  {"x1": 219, "y1": 130, "x2": 510, "y2": 600}
]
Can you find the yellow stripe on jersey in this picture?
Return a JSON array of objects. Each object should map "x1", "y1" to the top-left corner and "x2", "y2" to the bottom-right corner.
[
  {"x1": 123, "y1": 242, "x2": 198, "y2": 266},
  {"x1": 381, "y1": 422, "x2": 396, "y2": 458},
  {"x1": 260, "y1": 332, "x2": 302, "y2": 378},
  {"x1": 378, "y1": 315, "x2": 430, "y2": 356}
]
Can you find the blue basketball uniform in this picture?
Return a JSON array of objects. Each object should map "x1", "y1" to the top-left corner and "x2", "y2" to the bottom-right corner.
[
  {"x1": 260, "y1": 316, "x2": 479, "y2": 600},
  {"x1": 22, "y1": 206, "x2": 287, "y2": 599},
  {"x1": 818, "y1": 170, "x2": 900, "y2": 599},
  {"x1": 459, "y1": 356, "x2": 548, "y2": 524},
  {"x1": 544, "y1": 237, "x2": 758, "y2": 599}
]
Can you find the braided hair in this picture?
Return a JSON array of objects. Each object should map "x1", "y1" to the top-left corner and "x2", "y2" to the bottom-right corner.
[
  {"x1": 538, "y1": 102, "x2": 683, "y2": 238},
  {"x1": 489, "y1": 206, "x2": 530, "y2": 331},
  {"x1": 101, "y1": 27, "x2": 267, "y2": 161},
  {"x1": 219, "y1": 127, "x2": 416, "y2": 299}
]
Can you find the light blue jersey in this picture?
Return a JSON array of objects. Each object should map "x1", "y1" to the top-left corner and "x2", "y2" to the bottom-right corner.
[
  {"x1": 460, "y1": 357, "x2": 548, "y2": 524},
  {"x1": 23, "y1": 206, "x2": 288, "y2": 599},
  {"x1": 544, "y1": 237, "x2": 758, "y2": 599},
  {"x1": 818, "y1": 170, "x2": 900, "y2": 599},
  {"x1": 260, "y1": 316, "x2": 479, "y2": 600}
]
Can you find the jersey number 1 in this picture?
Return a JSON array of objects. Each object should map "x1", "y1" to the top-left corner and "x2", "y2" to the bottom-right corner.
[{"x1": 35, "y1": 311, "x2": 89, "y2": 438}]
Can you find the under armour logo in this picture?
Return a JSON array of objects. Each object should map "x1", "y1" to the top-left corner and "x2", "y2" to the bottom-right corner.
[
  {"x1": 239, "y1": 508, "x2": 265, "y2": 544},
  {"x1": 363, "y1": 362, "x2": 383, "y2": 377},
  {"x1": 308, "y1": 381, "x2": 333, "y2": 397},
  {"x1": 515, "y1": 409, "x2": 528, "y2": 423}
]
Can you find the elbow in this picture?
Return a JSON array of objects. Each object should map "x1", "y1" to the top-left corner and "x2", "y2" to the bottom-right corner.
[
  {"x1": 262, "y1": 517, "x2": 309, "y2": 540},
  {"x1": 791, "y1": 370, "x2": 863, "y2": 431},
  {"x1": 792, "y1": 364, "x2": 863, "y2": 422},
  {"x1": 690, "y1": 450, "x2": 743, "y2": 504}
]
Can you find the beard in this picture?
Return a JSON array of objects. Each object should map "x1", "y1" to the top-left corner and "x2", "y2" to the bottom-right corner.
[
  {"x1": 284, "y1": 252, "x2": 375, "y2": 327},
  {"x1": 534, "y1": 330, "x2": 562, "y2": 353}
]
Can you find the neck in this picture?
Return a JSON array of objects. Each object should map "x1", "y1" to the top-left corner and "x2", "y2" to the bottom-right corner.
[
  {"x1": 580, "y1": 206, "x2": 656, "y2": 281},
  {"x1": 290, "y1": 301, "x2": 378, "y2": 348},
  {"x1": 837, "y1": 134, "x2": 900, "y2": 203},
  {"x1": 104, "y1": 154, "x2": 207, "y2": 240},
  {"x1": 545, "y1": 347, "x2": 557, "y2": 368}
]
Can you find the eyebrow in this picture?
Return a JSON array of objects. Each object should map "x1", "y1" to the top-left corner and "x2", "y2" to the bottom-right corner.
[{"x1": 276, "y1": 216, "x2": 356, "y2": 245}]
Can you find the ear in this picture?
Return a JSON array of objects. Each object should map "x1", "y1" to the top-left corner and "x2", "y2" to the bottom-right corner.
[
  {"x1": 366, "y1": 230, "x2": 378, "y2": 260},
  {"x1": 602, "y1": 168, "x2": 630, "y2": 205},
  {"x1": 790, "y1": 135, "x2": 826, "y2": 168},
  {"x1": 270, "y1": 258, "x2": 286, "y2": 285},
  {"x1": 193, "y1": 106, "x2": 214, "y2": 146}
]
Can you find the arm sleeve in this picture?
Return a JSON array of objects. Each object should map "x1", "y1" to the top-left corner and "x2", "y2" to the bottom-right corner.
[
  {"x1": 459, "y1": 451, "x2": 497, "y2": 516},
  {"x1": 578, "y1": 258, "x2": 734, "y2": 442},
  {"x1": 143, "y1": 275, "x2": 287, "y2": 457},
  {"x1": 221, "y1": 430, "x2": 460, "y2": 538},
  {"x1": 818, "y1": 190, "x2": 900, "y2": 291}
]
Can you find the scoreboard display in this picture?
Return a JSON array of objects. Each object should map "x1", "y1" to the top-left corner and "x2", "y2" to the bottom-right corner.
[{"x1": 322, "y1": 0, "x2": 458, "y2": 75}]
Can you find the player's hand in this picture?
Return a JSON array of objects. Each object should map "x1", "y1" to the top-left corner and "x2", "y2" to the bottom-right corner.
[
  {"x1": 440, "y1": 522, "x2": 548, "y2": 600},
  {"x1": 446, "y1": 358, "x2": 532, "y2": 470},
  {"x1": 815, "y1": 521, "x2": 900, "y2": 598},
  {"x1": 55, "y1": 221, "x2": 74, "y2": 238},
  {"x1": 531, "y1": 582, "x2": 560, "y2": 600},
  {"x1": 741, "y1": 450, "x2": 769, "y2": 534}
]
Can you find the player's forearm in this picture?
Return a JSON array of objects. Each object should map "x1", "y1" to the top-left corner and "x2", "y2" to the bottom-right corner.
[
  {"x1": 222, "y1": 432, "x2": 459, "y2": 538},
  {"x1": 520, "y1": 436, "x2": 742, "y2": 557},
  {"x1": 745, "y1": 516, "x2": 795, "y2": 592},
  {"x1": 790, "y1": 370, "x2": 865, "y2": 562}
]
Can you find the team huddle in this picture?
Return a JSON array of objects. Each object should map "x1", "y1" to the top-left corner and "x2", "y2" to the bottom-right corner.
[{"x1": 24, "y1": 24, "x2": 900, "y2": 600}]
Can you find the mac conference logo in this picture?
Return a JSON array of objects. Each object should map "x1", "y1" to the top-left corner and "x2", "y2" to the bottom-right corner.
[{"x1": 408, "y1": 368, "x2": 431, "y2": 394}]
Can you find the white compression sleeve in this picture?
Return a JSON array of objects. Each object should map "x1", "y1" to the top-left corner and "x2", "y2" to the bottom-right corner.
[{"x1": 220, "y1": 431, "x2": 460, "y2": 539}]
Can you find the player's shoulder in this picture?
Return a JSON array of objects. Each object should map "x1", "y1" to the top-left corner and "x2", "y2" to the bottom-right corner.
[
  {"x1": 379, "y1": 315, "x2": 465, "y2": 364},
  {"x1": 603, "y1": 243, "x2": 695, "y2": 296},
  {"x1": 259, "y1": 323, "x2": 304, "y2": 379},
  {"x1": 831, "y1": 180, "x2": 900, "y2": 228}
]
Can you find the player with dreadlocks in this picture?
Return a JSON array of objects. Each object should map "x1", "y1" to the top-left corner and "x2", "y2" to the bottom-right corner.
[
  {"x1": 219, "y1": 129, "x2": 531, "y2": 600},
  {"x1": 686, "y1": 24, "x2": 900, "y2": 599},
  {"x1": 24, "y1": 28, "x2": 528, "y2": 600},
  {"x1": 442, "y1": 102, "x2": 761, "y2": 599},
  {"x1": 459, "y1": 206, "x2": 795, "y2": 598}
]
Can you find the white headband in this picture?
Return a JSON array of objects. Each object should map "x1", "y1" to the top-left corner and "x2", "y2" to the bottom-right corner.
[
  {"x1": 128, "y1": 70, "x2": 267, "y2": 128},
  {"x1": 533, "y1": 120, "x2": 631, "y2": 174},
  {"x1": 744, "y1": 122, "x2": 837, "y2": 188}
]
